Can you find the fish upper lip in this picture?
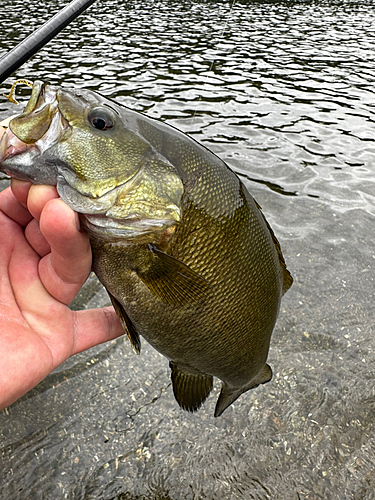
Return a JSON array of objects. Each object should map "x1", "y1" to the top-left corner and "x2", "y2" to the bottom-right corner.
[{"x1": 31, "y1": 81, "x2": 59, "y2": 113}]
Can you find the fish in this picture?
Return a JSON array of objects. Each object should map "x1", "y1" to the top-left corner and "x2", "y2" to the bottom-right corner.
[{"x1": 0, "y1": 80, "x2": 293, "y2": 417}]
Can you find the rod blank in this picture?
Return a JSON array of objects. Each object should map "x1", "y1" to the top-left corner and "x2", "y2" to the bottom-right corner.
[{"x1": 0, "y1": 0, "x2": 98, "y2": 85}]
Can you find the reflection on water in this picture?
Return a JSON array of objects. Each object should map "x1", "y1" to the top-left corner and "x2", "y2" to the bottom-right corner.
[{"x1": 1, "y1": 0, "x2": 375, "y2": 499}]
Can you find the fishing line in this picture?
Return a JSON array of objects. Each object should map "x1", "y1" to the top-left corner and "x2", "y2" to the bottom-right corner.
[
  {"x1": 207, "y1": 0, "x2": 236, "y2": 73},
  {"x1": 192, "y1": 0, "x2": 237, "y2": 121}
]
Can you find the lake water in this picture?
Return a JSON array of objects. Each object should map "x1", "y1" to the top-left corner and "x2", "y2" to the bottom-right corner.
[{"x1": 0, "y1": 0, "x2": 375, "y2": 498}]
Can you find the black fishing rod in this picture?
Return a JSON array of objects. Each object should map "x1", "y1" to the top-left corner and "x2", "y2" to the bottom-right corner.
[{"x1": 0, "y1": 0, "x2": 98, "y2": 85}]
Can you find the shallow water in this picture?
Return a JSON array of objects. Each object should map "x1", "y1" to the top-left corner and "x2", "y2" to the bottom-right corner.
[{"x1": 0, "y1": 0, "x2": 375, "y2": 498}]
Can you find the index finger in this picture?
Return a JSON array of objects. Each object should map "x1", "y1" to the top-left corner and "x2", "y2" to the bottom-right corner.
[{"x1": 38, "y1": 198, "x2": 92, "y2": 305}]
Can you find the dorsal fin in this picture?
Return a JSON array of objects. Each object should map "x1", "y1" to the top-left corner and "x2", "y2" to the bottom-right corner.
[
  {"x1": 108, "y1": 292, "x2": 141, "y2": 354},
  {"x1": 254, "y1": 199, "x2": 293, "y2": 295}
]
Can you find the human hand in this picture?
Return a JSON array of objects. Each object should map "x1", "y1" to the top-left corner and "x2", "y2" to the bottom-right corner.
[{"x1": 0, "y1": 163, "x2": 123, "y2": 410}]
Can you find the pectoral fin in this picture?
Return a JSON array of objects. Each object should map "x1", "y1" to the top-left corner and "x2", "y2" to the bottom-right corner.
[
  {"x1": 137, "y1": 244, "x2": 211, "y2": 307},
  {"x1": 108, "y1": 293, "x2": 141, "y2": 355},
  {"x1": 170, "y1": 362, "x2": 213, "y2": 412},
  {"x1": 214, "y1": 364, "x2": 273, "y2": 417}
]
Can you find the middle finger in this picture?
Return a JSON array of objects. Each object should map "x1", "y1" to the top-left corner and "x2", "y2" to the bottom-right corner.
[{"x1": 25, "y1": 218, "x2": 51, "y2": 257}]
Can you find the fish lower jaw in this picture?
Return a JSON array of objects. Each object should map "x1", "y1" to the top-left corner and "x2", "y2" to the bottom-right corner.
[{"x1": 0, "y1": 128, "x2": 38, "y2": 164}]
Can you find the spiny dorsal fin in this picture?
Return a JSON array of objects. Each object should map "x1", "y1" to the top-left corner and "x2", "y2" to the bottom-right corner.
[
  {"x1": 170, "y1": 362, "x2": 213, "y2": 412},
  {"x1": 137, "y1": 244, "x2": 211, "y2": 307},
  {"x1": 108, "y1": 292, "x2": 141, "y2": 355}
]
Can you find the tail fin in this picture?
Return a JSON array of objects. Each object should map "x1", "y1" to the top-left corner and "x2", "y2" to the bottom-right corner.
[{"x1": 214, "y1": 364, "x2": 272, "y2": 417}]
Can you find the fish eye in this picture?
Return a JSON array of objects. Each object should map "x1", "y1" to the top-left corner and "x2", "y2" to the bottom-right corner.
[{"x1": 88, "y1": 108, "x2": 115, "y2": 130}]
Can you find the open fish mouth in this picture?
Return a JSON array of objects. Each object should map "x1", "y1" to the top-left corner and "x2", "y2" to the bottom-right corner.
[{"x1": 0, "y1": 81, "x2": 68, "y2": 167}]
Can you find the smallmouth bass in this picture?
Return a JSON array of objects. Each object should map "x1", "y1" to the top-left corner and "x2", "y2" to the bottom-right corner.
[{"x1": 0, "y1": 81, "x2": 292, "y2": 416}]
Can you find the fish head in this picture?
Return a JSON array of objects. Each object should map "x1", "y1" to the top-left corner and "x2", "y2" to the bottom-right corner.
[{"x1": 0, "y1": 81, "x2": 184, "y2": 242}]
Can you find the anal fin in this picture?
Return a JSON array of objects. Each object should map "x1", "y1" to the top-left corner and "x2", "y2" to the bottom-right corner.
[
  {"x1": 108, "y1": 292, "x2": 141, "y2": 355},
  {"x1": 170, "y1": 362, "x2": 213, "y2": 412},
  {"x1": 214, "y1": 364, "x2": 273, "y2": 417}
]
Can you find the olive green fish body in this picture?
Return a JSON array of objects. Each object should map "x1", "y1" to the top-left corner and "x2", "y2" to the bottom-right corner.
[{"x1": 0, "y1": 81, "x2": 292, "y2": 416}]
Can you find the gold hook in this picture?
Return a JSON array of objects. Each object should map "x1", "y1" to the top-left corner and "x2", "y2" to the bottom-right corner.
[{"x1": 3, "y1": 79, "x2": 34, "y2": 105}]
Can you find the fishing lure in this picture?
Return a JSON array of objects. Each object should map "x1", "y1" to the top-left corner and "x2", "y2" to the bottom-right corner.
[{"x1": 2, "y1": 79, "x2": 33, "y2": 105}]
